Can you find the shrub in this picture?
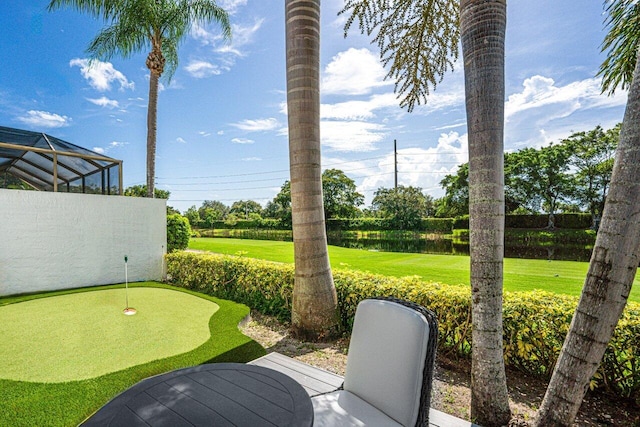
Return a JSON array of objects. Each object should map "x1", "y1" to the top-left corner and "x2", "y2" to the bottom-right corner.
[
  {"x1": 165, "y1": 252, "x2": 640, "y2": 400},
  {"x1": 166, "y1": 214, "x2": 191, "y2": 252}
]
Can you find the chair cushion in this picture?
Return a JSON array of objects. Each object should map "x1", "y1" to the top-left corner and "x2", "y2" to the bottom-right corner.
[
  {"x1": 312, "y1": 390, "x2": 403, "y2": 427},
  {"x1": 343, "y1": 299, "x2": 430, "y2": 426}
]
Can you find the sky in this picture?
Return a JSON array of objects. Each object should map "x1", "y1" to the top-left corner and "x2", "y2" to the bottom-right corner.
[{"x1": 0, "y1": 1, "x2": 629, "y2": 213}]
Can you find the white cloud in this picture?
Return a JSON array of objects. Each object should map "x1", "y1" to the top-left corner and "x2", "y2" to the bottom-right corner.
[
  {"x1": 176, "y1": 137, "x2": 187, "y2": 144},
  {"x1": 189, "y1": 18, "x2": 263, "y2": 74},
  {"x1": 17, "y1": 110, "x2": 70, "y2": 128},
  {"x1": 504, "y1": 75, "x2": 628, "y2": 149},
  {"x1": 86, "y1": 96, "x2": 119, "y2": 108},
  {"x1": 321, "y1": 121, "x2": 387, "y2": 152},
  {"x1": 321, "y1": 93, "x2": 399, "y2": 120},
  {"x1": 231, "y1": 118, "x2": 279, "y2": 131},
  {"x1": 218, "y1": 0, "x2": 248, "y2": 15},
  {"x1": 185, "y1": 60, "x2": 223, "y2": 78},
  {"x1": 92, "y1": 140, "x2": 127, "y2": 155},
  {"x1": 199, "y1": 131, "x2": 211, "y2": 137},
  {"x1": 109, "y1": 141, "x2": 127, "y2": 148},
  {"x1": 232, "y1": 137, "x2": 254, "y2": 144},
  {"x1": 322, "y1": 48, "x2": 392, "y2": 95},
  {"x1": 216, "y1": 20, "x2": 263, "y2": 57},
  {"x1": 242, "y1": 157, "x2": 262, "y2": 161},
  {"x1": 358, "y1": 132, "x2": 469, "y2": 202},
  {"x1": 506, "y1": 75, "x2": 627, "y2": 120},
  {"x1": 70, "y1": 58, "x2": 134, "y2": 92}
]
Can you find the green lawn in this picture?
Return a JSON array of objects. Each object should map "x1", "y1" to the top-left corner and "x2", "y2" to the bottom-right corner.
[
  {"x1": 0, "y1": 282, "x2": 265, "y2": 427},
  {"x1": 189, "y1": 238, "x2": 640, "y2": 303}
]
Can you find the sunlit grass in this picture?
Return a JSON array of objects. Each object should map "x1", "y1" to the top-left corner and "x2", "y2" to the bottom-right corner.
[{"x1": 188, "y1": 237, "x2": 640, "y2": 303}]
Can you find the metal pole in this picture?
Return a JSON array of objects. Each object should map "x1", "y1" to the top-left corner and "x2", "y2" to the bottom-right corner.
[
  {"x1": 394, "y1": 139, "x2": 398, "y2": 189},
  {"x1": 123, "y1": 255, "x2": 136, "y2": 315}
]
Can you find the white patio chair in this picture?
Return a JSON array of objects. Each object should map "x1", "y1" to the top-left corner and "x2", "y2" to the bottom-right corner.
[{"x1": 312, "y1": 297, "x2": 439, "y2": 427}]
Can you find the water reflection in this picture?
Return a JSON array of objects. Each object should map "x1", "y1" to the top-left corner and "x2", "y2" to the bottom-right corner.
[{"x1": 326, "y1": 231, "x2": 593, "y2": 262}]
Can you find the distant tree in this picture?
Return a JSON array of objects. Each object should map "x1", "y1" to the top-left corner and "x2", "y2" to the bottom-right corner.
[
  {"x1": 563, "y1": 124, "x2": 619, "y2": 224},
  {"x1": 49, "y1": 0, "x2": 231, "y2": 198},
  {"x1": 184, "y1": 205, "x2": 201, "y2": 228},
  {"x1": 0, "y1": 172, "x2": 32, "y2": 190},
  {"x1": 166, "y1": 205, "x2": 181, "y2": 215},
  {"x1": 371, "y1": 186, "x2": 430, "y2": 229},
  {"x1": 124, "y1": 184, "x2": 170, "y2": 199},
  {"x1": 198, "y1": 200, "x2": 229, "y2": 228},
  {"x1": 436, "y1": 163, "x2": 469, "y2": 217},
  {"x1": 322, "y1": 169, "x2": 364, "y2": 219},
  {"x1": 507, "y1": 144, "x2": 572, "y2": 227},
  {"x1": 230, "y1": 200, "x2": 263, "y2": 219},
  {"x1": 535, "y1": 1, "x2": 640, "y2": 425},
  {"x1": 263, "y1": 181, "x2": 292, "y2": 227}
]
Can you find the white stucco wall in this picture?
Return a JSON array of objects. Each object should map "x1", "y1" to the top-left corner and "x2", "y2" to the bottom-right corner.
[{"x1": 0, "y1": 189, "x2": 166, "y2": 296}]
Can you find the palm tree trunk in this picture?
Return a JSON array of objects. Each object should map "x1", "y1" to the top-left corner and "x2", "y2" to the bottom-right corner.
[
  {"x1": 460, "y1": 1, "x2": 511, "y2": 426},
  {"x1": 146, "y1": 71, "x2": 159, "y2": 198},
  {"x1": 534, "y1": 48, "x2": 640, "y2": 427},
  {"x1": 285, "y1": 0, "x2": 339, "y2": 341}
]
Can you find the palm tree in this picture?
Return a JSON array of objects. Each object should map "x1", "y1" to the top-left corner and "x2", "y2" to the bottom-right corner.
[
  {"x1": 341, "y1": 1, "x2": 511, "y2": 424},
  {"x1": 460, "y1": 1, "x2": 511, "y2": 425},
  {"x1": 285, "y1": 0, "x2": 339, "y2": 339},
  {"x1": 535, "y1": 1, "x2": 640, "y2": 425},
  {"x1": 48, "y1": 0, "x2": 231, "y2": 198}
]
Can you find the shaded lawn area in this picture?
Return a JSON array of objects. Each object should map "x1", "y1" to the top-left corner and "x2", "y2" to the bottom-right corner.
[
  {"x1": 189, "y1": 237, "x2": 640, "y2": 303},
  {"x1": 0, "y1": 282, "x2": 265, "y2": 427}
]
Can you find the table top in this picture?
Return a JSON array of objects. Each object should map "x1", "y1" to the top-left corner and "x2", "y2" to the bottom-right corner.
[{"x1": 81, "y1": 363, "x2": 314, "y2": 427}]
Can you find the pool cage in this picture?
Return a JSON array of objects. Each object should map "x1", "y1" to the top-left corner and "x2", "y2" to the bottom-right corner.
[{"x1": 0, "y1": 126, "x2": 122, "y2": 195}]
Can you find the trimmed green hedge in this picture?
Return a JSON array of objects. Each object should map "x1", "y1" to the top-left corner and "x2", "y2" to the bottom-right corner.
[
  {"x1": 326, "y1": 218, "x2": 454, "y2": 233},
  {"x1": 209, "y1": 218, "x2": 286, "y2": 230},
  {"x1": 165, "y1": 251, "x2": 640, "y2": 400}
]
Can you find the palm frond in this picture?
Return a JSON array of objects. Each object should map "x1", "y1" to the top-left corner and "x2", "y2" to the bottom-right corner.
[
  {"x1": 340, "y1": 0, "x2": 459, "y2": 112},
  {"x1": 599, "y1": 0, "x2": 640, "y2": 95}
]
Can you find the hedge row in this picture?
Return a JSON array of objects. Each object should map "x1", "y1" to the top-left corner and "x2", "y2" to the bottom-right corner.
[
  {"x1": 454, "y1": 213, "x2": 594, "y2": 230},
  {"x1": 203, "y1": 214, "x2": 594, "y2": 232},
  {"x1": 325, "y1": 218, "x2": 454, "y2": 233},
  {"x1": 166, "y1": 251, "x2": 640, "y2": 400}
]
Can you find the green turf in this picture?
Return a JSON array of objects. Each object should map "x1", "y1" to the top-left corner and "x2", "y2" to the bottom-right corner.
[
  {"x1": 188, "y1": 238, "x2": 640, "y2": 303},
  {"x1": 0, "y1": 282, "x2": 265, "y2": 427},
  {"x1": 0, "y1": 288, "x2": 218, "y2": 382}
]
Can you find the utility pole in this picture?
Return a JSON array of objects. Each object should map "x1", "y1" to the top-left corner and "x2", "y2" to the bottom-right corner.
[{"x1": 394, "y1": 139, "x2": 398, "y2": 189}]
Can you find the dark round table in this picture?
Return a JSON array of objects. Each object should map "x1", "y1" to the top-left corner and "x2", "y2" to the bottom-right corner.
[{"x1": 81, "y1": 363, "x2": 314, "y2": 427}]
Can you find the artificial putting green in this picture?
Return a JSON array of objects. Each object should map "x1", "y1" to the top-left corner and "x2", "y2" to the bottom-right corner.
[
  {"x1": 0, "y1": 282, "x2": 265, "y2": 427},
  {"x1": 0, "y1": 288, "x2": 218, "y2": 383}
]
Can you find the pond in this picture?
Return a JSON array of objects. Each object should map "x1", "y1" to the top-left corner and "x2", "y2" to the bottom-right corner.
[
  {"x1": 327, "y1": 231, "x2": 593, "y2": 262},
  {"x1": 201, "y1": 229, "x2": 594, "y2": 262}
]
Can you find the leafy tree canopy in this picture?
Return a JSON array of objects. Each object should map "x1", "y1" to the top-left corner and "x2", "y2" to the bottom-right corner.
[
  {"x1": 322, "y1": 168, "x2": 364, "y2": 219},
  {"x1": 230, "y1": 200, "x2": 263, "y2": 219},
  {"x1": 124, "y1": 184, "x2": 169, "y2": 199},
  {"x1": 371, "y1": 185, "x2": 432, "y2": 230}
]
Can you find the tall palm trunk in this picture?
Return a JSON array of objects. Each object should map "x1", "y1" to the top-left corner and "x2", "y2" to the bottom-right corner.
[
  {"x1": 146, "y1": 71, "x2": 159, "y2": 198},
  {"x1": 461, "y1": 1, "x2": 511, "y2": 425},
  {"x1": 285, "y1": 0, "x2": 339, "y2": 340},
  {"x1": 534, "y1": 49, "x2": 640, "y2": 427}
]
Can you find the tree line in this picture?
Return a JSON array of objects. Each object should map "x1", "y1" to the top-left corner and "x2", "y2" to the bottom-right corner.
[
  {"x1": 179, "y1": 123, "x2": 619, "y2": 232},
  {"x1": 437, "y1": 124, "x2": 620, "y2": 225}
]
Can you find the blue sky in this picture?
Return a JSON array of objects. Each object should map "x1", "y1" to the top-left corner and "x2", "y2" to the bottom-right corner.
[{"x1": 0, "y1": 1, "x2": 628, "y2": 212}]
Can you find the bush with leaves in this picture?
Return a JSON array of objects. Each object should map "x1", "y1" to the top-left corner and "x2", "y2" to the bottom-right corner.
[
  {"x1": 165, "y1": 251, "x2": 640, "y2": 400},
  {"x1": 166, "y1": 214, "x2": 191, "y2": 253}
]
